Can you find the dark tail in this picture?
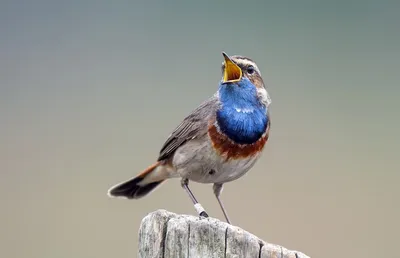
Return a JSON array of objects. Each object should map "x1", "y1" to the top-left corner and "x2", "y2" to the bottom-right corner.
[{"x1": 107, "y1": 162, "x2": 166, "y2": 199}]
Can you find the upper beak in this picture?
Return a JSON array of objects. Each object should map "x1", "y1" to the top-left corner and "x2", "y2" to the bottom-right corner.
[{"x1": 222, "y1": 52, "x2": 242, "y2": 83}]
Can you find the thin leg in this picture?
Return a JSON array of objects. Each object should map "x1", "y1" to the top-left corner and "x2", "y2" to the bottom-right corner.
[
  {"x1": 213, "y1": 183, "x2": 231, "y2": 224},
  {"x1": 181, "y1": 178, "x2": 209, "y2": 218}
]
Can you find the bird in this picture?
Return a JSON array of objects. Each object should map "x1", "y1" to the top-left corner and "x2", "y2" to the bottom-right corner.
[{"x1": 107, "y1": 52, "x2": 271, "y2": 224}]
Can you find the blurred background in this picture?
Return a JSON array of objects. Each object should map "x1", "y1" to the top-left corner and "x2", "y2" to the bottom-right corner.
[{"x1": 1, "y1": 1, "x2": 399, "y2": 257}]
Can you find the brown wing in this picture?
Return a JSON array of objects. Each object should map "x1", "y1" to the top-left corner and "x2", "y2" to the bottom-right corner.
[{"x1": 157, "y1": 95, "x2": 219, "y2": 161}]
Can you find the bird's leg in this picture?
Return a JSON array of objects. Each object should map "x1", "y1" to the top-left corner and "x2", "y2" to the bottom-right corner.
[
  {"x1": 213, "y1": 183, "x2": 231, "y2": 224},
  {"x1": 181, "y1": 178, "x2": 209, "y2": 218}
]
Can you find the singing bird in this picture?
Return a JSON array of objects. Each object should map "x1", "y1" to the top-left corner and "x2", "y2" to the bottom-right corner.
[{"x1": 108, "y1": 52, "x2": 271, "y2": 224}]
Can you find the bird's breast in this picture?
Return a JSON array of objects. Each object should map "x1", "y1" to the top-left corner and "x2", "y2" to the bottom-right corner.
[
  {"x1": 208, "y1": 121, "x2": 269, "y2": 161},
  {"x1": 216, "y1": 103, "x2": 268, "y2": 145}
]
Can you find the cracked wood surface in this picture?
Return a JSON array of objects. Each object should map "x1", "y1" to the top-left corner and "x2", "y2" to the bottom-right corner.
[{"x1": 138, "y1": 210, "x2": 310, "y2": 258}]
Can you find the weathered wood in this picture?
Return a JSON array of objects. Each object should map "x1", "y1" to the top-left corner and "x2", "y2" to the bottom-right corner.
[{"x1": 138, "y1": 209, "x2": 310, "y2": 258}]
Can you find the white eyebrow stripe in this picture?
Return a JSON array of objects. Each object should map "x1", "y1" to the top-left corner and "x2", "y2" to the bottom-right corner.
[{"x1": 234, "y1": 58, "x2": 261, "y2": 75}]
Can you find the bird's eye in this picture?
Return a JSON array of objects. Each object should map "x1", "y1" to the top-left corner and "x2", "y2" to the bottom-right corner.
[{"x1": 247, "y1": 65, "x2": 255, "y2": 74}]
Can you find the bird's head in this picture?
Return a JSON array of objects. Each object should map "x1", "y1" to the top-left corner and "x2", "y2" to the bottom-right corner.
[
  {"x1": 221, "y1": 52, "x2": 265, "y2": 89},
  {"x1": 220, "y1": 52, "x2": 271, "y2": 107}
]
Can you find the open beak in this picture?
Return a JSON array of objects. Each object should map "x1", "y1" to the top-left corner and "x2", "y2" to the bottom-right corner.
[{"x1": 222, "y1": 52, "x2": 242, "y2": 83}]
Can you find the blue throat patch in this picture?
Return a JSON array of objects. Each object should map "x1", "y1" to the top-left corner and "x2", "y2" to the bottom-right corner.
[{"x1": 216, "y1": 77, "x2": 268, "y2": 144}]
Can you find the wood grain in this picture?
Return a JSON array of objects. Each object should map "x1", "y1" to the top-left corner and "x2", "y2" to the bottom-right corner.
[{"x1": 138, "y1": 210, "x2": 310, "y2": 258}]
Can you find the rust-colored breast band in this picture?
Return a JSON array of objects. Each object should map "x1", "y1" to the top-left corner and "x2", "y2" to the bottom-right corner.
[{"x1": 208, "y1": 123, "x2": 269, "y2": 160}]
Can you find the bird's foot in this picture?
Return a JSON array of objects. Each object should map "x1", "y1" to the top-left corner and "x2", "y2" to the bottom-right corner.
[
  {"x1": 199, "y1": 211, "x2": 209, "y2": 218},
  {"x1": 194, "y1": 203, "x2": 209, "y2": 219}
]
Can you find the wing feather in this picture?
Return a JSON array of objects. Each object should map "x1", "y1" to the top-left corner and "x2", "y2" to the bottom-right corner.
[{"x1": 157, "y1": 95, "x2": 219, "y2": 161}]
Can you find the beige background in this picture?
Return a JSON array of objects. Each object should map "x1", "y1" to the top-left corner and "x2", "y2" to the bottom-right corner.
[{"x1": 1, "y1": 1, "x2": 399, "y2": 258}]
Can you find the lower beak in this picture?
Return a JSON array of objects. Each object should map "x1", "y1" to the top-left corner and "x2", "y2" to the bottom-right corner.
[{"x1": 222, "y1": 52, "x2": 242, "y2": 83}]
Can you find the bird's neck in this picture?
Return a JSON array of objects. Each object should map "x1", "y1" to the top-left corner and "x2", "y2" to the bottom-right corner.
[{"x1": 216, "y1": 82, "x2": 268, "y2": 145}]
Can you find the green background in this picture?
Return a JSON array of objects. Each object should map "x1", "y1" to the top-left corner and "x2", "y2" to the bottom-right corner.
[{"x1": 1, "y1": 1, "x2": 399, "y2": 257}]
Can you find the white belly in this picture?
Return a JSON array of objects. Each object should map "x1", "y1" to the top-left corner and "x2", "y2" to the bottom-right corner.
[
  {"x1": 212, "y1": 154, "x2": 259, "y2": 183},
  {"x1": 172, "y1": 137, "x2": 261, "y2": 184}
]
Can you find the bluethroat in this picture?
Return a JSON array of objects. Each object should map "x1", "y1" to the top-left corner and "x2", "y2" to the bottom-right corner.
[{"x1": 108, "y1": 52, "x2": 271, "y2": 224}]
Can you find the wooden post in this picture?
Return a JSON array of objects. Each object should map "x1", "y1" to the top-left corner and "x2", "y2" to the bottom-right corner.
[{"x1": 138, "y1": 209, "x2": 310, "y2": 258}]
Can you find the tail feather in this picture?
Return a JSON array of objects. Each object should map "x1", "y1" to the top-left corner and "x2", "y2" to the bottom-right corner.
[{"x1": 108, "y1": 162, "x2": 166, "y2": 199}]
